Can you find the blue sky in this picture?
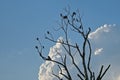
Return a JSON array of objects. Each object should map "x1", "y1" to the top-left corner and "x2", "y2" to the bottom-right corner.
[{"x1": 0, "y1": 0, "x2": 120, "y2": 80}]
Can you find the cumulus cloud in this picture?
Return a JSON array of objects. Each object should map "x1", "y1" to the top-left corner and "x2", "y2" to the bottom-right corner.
[
  {"x1": 89, "y1": 24, "x2": 120, "y2": 80},
  {"x1": 88, "y1": 24, "x2": 119, "y2": 55},
  {"x1": 38, "y1": 24, "x2": 120, "y2": 80},
  {"x1": 38, "y1": 37, "x2": 64, "y2": 80},
  {"x1": 88, "y1": 24, "x2": 113, "y2": 39}
]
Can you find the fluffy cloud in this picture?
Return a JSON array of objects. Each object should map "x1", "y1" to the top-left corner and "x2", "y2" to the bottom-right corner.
[
  {"x1": 88, "y1": 24, "x2": 113, "y2": 39},
  {"x1": 89, "y1": 24, "x2": 120, "y2": 55},
  {"x1": 89, "y1": 24, "x2": 120, "y2": 80},
  {"x1": 38, "y1": 24, "x2": 120, "y2": 80},
  {"x1": 38, "y1": 37, "x2": 64, "y2": 80}
]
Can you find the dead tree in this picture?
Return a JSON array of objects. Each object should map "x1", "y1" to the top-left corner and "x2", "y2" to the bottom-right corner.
[{"x1": 35, "y1": 9, "x2": 110, "y2": 80}]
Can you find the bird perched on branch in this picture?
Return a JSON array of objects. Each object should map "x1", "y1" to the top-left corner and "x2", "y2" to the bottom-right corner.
[
  {"x1": 72, "y1": 12, "x2": 76, "y2": 17},
  {"x1": 60, "y1": 13, "x2": 68, "y2": 19},
  {"x1": 47, "y1": 31, "x2": 50, "y2": 34},
  {"x1": 63, "y1": 15, "x2": 68, "y2": 19}
]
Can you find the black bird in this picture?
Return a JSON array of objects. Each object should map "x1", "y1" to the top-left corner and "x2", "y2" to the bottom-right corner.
[
  {"x1": 35, "y1": 46, "x2": 38, "y2": 49},
  {"x1": 73, "y1": 12, "x2": 76, "y2": 15},
  {"x1": 60, "y1": 13, "x2": 68, "y2": 19},
  {"x1": 62, "y1": 15, "x2": 68, "y2": 19},
  {"x1": 36, "y1": 37, "x2": 39, "y2": 40},
  {"x1": 47, "y1": 31, "x2": 50, "y2": 34},
  {"x1": 60, "y1": 13, "x2": 62, "y2": 17},
  {"x1": 72, "y1": 12, "x2": 76, "y2": 17},
  {"x1": 42, "y1": 46, "x2": 44, "y2": 49}
]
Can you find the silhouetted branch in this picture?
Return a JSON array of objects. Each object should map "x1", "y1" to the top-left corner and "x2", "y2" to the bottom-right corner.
[
  {"x1": 36, "y1": 9, "x2": 111, "y2": 80},
  {"x1": 52, "y1": 70, "x2": 62, "y2": 80},
  {"x1": 100, "y1": 65, "x2": 111, "y2": 79}
]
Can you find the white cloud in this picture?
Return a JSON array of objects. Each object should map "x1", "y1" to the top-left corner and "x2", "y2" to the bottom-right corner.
[
  {"x1": 88, "y1": 24, "x2": 112, "y2": 39},
  {"x1": 94, "y1": 48, "x2": 103, "y2": 55}
]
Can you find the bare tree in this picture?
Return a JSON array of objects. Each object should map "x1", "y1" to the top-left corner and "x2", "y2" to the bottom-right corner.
[{"x1": 35, "y1": 9, "x2": 110, "y2": 80}]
